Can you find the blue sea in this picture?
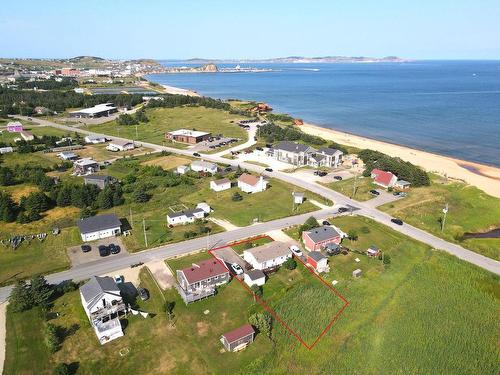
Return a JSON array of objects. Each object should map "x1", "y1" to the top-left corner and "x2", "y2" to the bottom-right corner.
[{"x1": 147, "y1": 61, "x2": 500, "y2": 167}]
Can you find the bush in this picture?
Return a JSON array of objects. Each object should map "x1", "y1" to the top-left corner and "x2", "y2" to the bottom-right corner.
[
  {"x1": 248, "y1": 312, "x2": 272, "y2": 338},
  {"x1": 117, "y1": 113, "x2": 138, "y2": 125},
  {"x1": 348, "y1": 229, "x2": 358, "y2": 241},
  {"x1": 250, "y1": 284, "x2": 263, "y2": 297},
  {"x1": 232, "y1": 192, "x2": 243, "y2": 201},
  {"x1": 44, "y1": 323, "x2": 61, "y2": 353},
  {"x1": 52, "y1": 363, "x2": 70, "y2": 375},
  {"x1": 283, "y1": 258, "x2": 297, "y2": 270}
]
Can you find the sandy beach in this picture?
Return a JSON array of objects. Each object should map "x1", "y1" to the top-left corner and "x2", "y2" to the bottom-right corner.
[
  {"x1": 299, "y1": 122, "x2": 500, "y2": 198},
  {"x1": 161, "y1": 84, "x2": 199, "y2": 97}
]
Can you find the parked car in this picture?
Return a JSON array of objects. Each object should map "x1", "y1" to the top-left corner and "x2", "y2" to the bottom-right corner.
[
  {"x1": 289, "y1": 245, "x2": 303, "y2": 257},
  {"x1": 193, "y1": 152, "x2": 201, "y2": 157},
  {"x1": 81, "y1": 244, "x2": 91, "y2": 253},
  {"x1": 370, "y1": 189, "x2": 380, "y2": 196},
  {"x1": 256, "y1": 147, "x2": 263, "y2": 151},
  {"x1": 338, "y1": 207, "x2": 349, "y2": 213},
  {"x1": 109, "y1": 243, "x2": 120, "y2": 254},
  {"x1": 391, "y1": 218, "x2": 404, "y2": 225},
  {"x1": 98, "y1": 245, "x2": 109, "y2": 257},
  {"x1": 114, "y1": 275, "x2": 124, "y2": 284},
  {"x1": 224, "y1": 167, "x2": 233, "y2": 172},
  {"x1": 314, "y1": 170, "x2": 328, "y2": 177},
  {"x1": 322, "y1": 220, "x2": 331, "y2": 226},
  {"x1": 230, "y1": 263, "x2": 243, "y2": 275},
  {"x1": 138, "y1": 287, "x2": 149, "y2": 301},
  {"x1": 333, "y1": 175, "x2": 343, "y2": 181},
  {"x1": 265, "y1": 168, "x2": 273, "y2": 172}
]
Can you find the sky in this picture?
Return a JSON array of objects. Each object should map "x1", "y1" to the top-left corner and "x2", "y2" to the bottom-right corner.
[{"x1": 1, "y1": 0, "x2": 499, "y2": 60}]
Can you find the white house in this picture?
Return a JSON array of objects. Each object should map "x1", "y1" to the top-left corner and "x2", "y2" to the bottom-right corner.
[
  {"x1": 243, "y1": 242, "x2": 292, "y2": 270},
  {"x1": 177, "y1": 165, "x2": 190, "y2": 175},
  {"x1": 57, "y1": 151, "x2": 78, "y2": 161},
  {"x1": 73, "y1": 158, "x2": 100, "y2": 176},
  {"x1": 210, "y1": 178, "x2": 231, "y2": 192},
  {"x1": 0, "y1": 147, "x2": 14, "y2": 154},
  {"x1": 244, "y1": 269, "x2": 266, "y2": 287},
  {"x1": 167, "y1": 208, "x2": 205, "y2": 226},
  {"x1": 85, "y1": 135, "x2": 107, "y2": 144},
  {"x1": 76, "y1": 214, "x2": 122, "y2": 242},
  {"x1": 191, "y1": 160, "x2": 218, "y2": 174},
  {"x1": 80, "y1": 276, "x2": 126, "y2": 345},
  {"x1": 106, "y1": 140, "x2": 135, "y2": 152},
  {"x1": 196, "y1": 202, "x2": 212, "y2": 214},
  {"x1": 292, "y1": 192, "x2": 304, "y2": 204},
  {"x1": 237, "y1": 173, "x2": 267, "y2": 193}
]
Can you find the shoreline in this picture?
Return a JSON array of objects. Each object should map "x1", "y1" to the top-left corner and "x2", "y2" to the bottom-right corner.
[
  {"x1": 160, "y1": 84, "x2": 199, "y2": 97},
  {"x1": 299, "y1": 122, "x2": 500, "y2": 197}
]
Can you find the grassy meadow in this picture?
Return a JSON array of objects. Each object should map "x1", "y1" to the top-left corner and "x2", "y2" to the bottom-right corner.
[
  {"x1": 325, "y1": 175, "x2": 378, "y2": 201},
  {"x1": 4, "y1": 216, "x2": 499, "y2": 374}
]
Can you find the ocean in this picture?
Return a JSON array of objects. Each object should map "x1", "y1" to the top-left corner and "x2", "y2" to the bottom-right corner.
[{"x1": 147, "y1": 61, "x2": 500, "y2": 167}]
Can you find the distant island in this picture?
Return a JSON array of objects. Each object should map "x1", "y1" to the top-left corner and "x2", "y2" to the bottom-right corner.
[{"x1": 180, "y1": 55, "x2": 409, "y2": 64}]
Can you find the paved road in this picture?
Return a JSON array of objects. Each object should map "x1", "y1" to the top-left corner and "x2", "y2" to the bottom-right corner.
[{"x1": 9, "y1": 116, "x2": 500, "y2": 278}]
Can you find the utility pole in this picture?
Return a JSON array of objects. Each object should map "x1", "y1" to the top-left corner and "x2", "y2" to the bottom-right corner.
[
  {"x1": 441, "y1": 203, "x2": 449, "y2": 232},
  {"x1": 135, "y1": 125, "x2": 138, "y2": 140},
  {"x1": 206, "y1": 230, "x2": 210, "y2": 251},
  {"x1": 143, "y1": 218, "x2": 148, "y2": 247},
  {"x1": 352, "y1": 171, "x2": 358, "y2": 199},
  {"x1": 129, "y1": 207, "x2": 133, "y2": 228}
]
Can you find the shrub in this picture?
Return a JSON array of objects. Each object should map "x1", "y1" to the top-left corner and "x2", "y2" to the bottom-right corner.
[
  {"x1": 44, "y1": 323, "x2": 61, "y2": 353},
  {"x1": 250, "y1": 284, "x2": 263, "y2": 297},
  {"x1": 232, "y1": 192, "x2": 243, "y2": 201},
  {"x1": 283, "y1": 258, "x2": 297, "y2": 270},
  {"x1": 249, "y1": 312, "x2": 272, "y2": 338},
  {"x1": 52, "y1": 363, "x2": 70, "y2": 375},
  {"x1": 348, "y1": 229, "x2": 359, "y2": 241}
]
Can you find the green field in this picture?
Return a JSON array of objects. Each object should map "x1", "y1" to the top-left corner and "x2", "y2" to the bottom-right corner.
[
  {"x1": 86, "y1": 106, "x2": 247, "y2": 147},
  {"x1": 379, "y1": 176, "x2": 500, "y2": 260},
  {"x1": 5, "y1": 216, "x2": 499, "y2": 374},
  {"x1": 325, "y1": 175, "x2": 378, "y2": 201}
]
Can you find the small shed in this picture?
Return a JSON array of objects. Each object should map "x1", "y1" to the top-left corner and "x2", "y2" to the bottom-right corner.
[
  {"x1": 220, "y1": 324, "x2": 255, "y2": 352},
  {"x1": 394, "y1": 180, "x2": 411, "y2": 190},
  {"x1": 244, "y1": 269, "x2": 266, "y2": 287},
  {"x1": 366, "y1": 245, "x2": 380, "y2": 257},
  {"x1": 196, "y1": 202, "x2": 212, "y2": 214},
  {"x1": 353, "y1": 269, "x2": 362, "y2": 278},
  {"x1": 177, "y1": 165, "x2": 190, "y2": 175},
  {"x1": 292, "y1": 192, "x2": 304, "y2": 204},
  {"x1": 307, "y1": 251, "x2": 328, "y2": 273}
]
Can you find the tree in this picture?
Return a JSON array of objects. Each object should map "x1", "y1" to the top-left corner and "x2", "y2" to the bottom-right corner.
[
  {"x1": 97, "y1": 187, "x2": 114, "y2": 209},
  {"x1": 231, "y1": 192, "x2": 243, "y2": 202},
  {"x1": 9, "y1": 280, "x2": 33, "y2": 312},
  {"x1": 348, "y1": 229, "x2": 358, "y2": 241},
  {"x1": 165, "y1": 301, "x2": 175, "y2": 321},
  {"x1": 299, "y1": 216, "x2": 318, "y2": 235},
  {"x1": 30, "y1": 275, "x2": 53, "y2": 310},
  {"x1": 250, "y1": 284, "x2": 263, "y2": 297},
  {"x1": 135, "y1": 108, "x2": 149, "y2": 123},
  {"x1": 56, "y1": 186, "x2": 72, "y2": 207},
  {"x1": 283, "y1": 258, "x2": 297, "y2": 270},
  {"x1": 0, "y1": 191, "x2": 18, "y2": 222},
  {"x1": 52, "y1": 363, "x2": 70, "y2": 375},
  {"x1": 80, "y1": 206, "x2": 94, "y2": 219},
  {"x1": 249, "y1": 312, "x2": 272, "y2": 339},
  {"x1": 132, "y1": 186, "x2": 150, "y2": 203},
  {"x1": 117, "y1": 113, "x2": 138, "y2": 125},
  {"x1": 44, "y1": 323, "x2": 61, "y2": 353},
  {"x1": 0, "y1": 166, "x2": 15, "y2": 186}
]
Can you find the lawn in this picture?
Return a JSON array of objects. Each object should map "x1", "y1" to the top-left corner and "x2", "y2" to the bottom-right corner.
[
  {"x1": 181, "y1": 178, "x2": 327, "y2": 226},
  {"x1": 4, "y1": 217, "x2": 500, "y2": 374},
  {"x1": 230, "y1": 236, "x2": 273, "y2": 254},
  {"x1": 86, "y1": 106, "x2": 247, "y2": 147},
  {"x1": 378, "y1": 176, "x2": 500, "y2": 260},
  {"x1": 141, "y1": 154, "x2": 193, "y2": 170},
  {"x1": 324, "y1": 175, "x2": 378, "y2": 201}
]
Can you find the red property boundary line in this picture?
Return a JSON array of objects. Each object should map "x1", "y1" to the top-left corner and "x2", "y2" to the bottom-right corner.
[{"x1": 208, "y1": 235, "x2": 349, "y2": 350}]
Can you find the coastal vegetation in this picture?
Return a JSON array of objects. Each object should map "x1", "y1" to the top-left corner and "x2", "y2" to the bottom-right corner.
[
  {"x1": 256, "y1": 122, "x2": 325, "y2": 146},
  {"x1": 5, "y1": 216, "x2": 498, "y2": 374}
]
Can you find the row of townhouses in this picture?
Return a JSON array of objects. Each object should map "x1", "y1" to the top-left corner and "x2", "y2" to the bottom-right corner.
[{"x1": 268, "y1": 141, "x2": 343, "y2": 168}]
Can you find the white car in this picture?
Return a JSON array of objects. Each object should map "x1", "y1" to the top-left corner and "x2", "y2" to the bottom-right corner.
[
  {"x1": 230, "y1": 263, "x2": 243, "y2": 275},
  {"x1": 114, "y1": 275, "x2": 124, "y2": 284},
  {"x1": 289, "y1": 245, "x2": 302, "y2": 257}
]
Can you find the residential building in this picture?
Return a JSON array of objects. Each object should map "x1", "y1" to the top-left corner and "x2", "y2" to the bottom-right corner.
[
  {"x1": 310, "y1": 147, "x2": 343, "y2": 168},
  {"x1": 220, "y1": 324, "x2": 255, "y2": 352},
  {"x1": 84, "y1": 174, "x2": 115, "y2": 189},
  {"x1": 307, "y1": 251, "x2": 329, "y2": 273},
  {"x1": 34, "y1": 106, "x2": 50, "y2": 115},
  {"x1": 167, "y1": 208, "x2": 205, "y2": 226},
  {"x1": 176, "y1": 259, "x2": 230, "y2": 304},
  {"x1": 85, "y1": 135, "x2": 107, "y2": 144},
  {"x1": 210, "y1": 178, "x2": 231, "y2": 192},
  {"x1": 177, "y1": 165, "x2": 190, "y2": 175},
  {"x1": 0, "y1": 147, "x2": 14, "y2": 154},
  {"x1": 19, "y1": 131, "x2": 34, "y2": 141},
  {"x1": 270, "y1": 141, "x2": 343, "y2": 168},
  {"x1": 6, "y1": 121, "x2": 23, "y2": 132},
  {"x1": 190, "y1": 160, "x2": 218, "y2": 174},
  {"x1": 196, "y1": 202, "x2": 212, "y2": 214},
  {"x1": 371, "y1": 169, "x2": 398, "y2": 189},
  {"x1": 106, "y1": 140, "x2": 134, "y2": 151},
  {"x1": 69, "y1": 103, "x2": 117, "y2": 118},
  {"x1": 302, "y1": 225, "x2": 345, "y2": 251},
  {"x1": 394, "y1": 180, "x2": 411, "y2": 190},
  {"x1": 73, "y1": 158, "x2": 100, "y2": 176},
  {"x1": 57, "y1": 151, "x2": 78, "y2": 161},
  {"x1": 243, "y1": 242, "x2": 292, "y2": 270},
  {"x1": 80, "y1": 276, "x2": 126, "y2": 345},
  {"x1": 76, "y1": 213, "x2": 122, "y2": 241},
  {"x1": 292, "y1": 191, "x2": 304, "y2": 204},
  {"x1": 237, "y1": 173, "x2": 267, "y2": 193},
  {"x1": 166, "y1": 129, "x2": 211, "y2": 144},
  {"x1": 244, "y1": 269, "x2": 266, "y2": 287}
]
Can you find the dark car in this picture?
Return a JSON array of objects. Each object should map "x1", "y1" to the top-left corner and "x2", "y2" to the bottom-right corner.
[
  {"x1": 318, "y1": 171, "x2": 328, "y2": 177},
  {"x1": 193, "y1": 152, "x2": 201, "y2": 157},
  {"x1": 98, "y1": 245, "x2": 109, "y2": 257},
  {"x1": 333, "y1": 176, "x2": 343, "y2": 181},
  {"x1": 322, "y1": 220, "x2": 331, "y2": 226},
  {"x1": 81, "y1": 244, "x2": 91, "y2": 253},
  {"x1": 265, "y1": 168, "x2": 273, "y2": 172},
  {"x1": 256, "y1": 147, "x2": 263, "y2": 151},
  {"x1": 224, "y1": 166, "x2": 233, "y2": 172},
  {"x1": 109, "y1": 243, "x2": 120, "y2": 254},
  {"x1": 370, "y1": 189, "x2": 380, "y2": 196},
  {"x1": 391, "y1": 218, "x2": 404, "y2": 225},
  {"x1": 338, "y1": 207, "x2": 349, "y2": 213},
  {"x1": 138, "y1": 287, "x2": 149, "y2": 301}
]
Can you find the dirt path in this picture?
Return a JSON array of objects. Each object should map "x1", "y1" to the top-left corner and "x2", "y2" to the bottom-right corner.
[
  {"x1": 146, "y1": 260, "x2": 175, "y2": 289},
  {"x1": 209, "y1": 217, "x2": 240, "y2": 231}
]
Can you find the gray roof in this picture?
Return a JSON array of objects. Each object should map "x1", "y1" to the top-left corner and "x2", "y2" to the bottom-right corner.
[
  {"x1": 308, "y1": 251, "x2": 326, "y2": 262},
  {"x1": 274, "y1": 141, "x2": 315, "y2": 154},
  {"x1": 318, "y1": 147, "x2": 342, "y2": 156},
  {"x1": 76, "y1": 214, "x2": 121, "y2": 234},
  {"x1": 167, "y1": 208, "x2": 204, "y2": 219},
  {"x1": 246, "y1": 269, "x2": 265, "y2": 280},
  {"x1": 84, "y1": 174, "x2": 113, "y2": 182},
  {"x1": 304, "y1": 226, "x2": 340, "y2": 243},
  {"x1": 396, "y1": 180, "x2": 411, "y2": 185},
  {"x1": 310, "y1": 154, "x2": 326, "y2": 162},
  {"x1": 80, "y1": 276, "x2": 120, "y2": 307},
  {"x1": 244, "y1": 242, "x2": 291, "y2": 263}
]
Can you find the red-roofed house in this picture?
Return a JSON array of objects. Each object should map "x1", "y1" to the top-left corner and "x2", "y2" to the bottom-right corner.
[
  {"x1": 176, "y1": 259, "x2": 230, "y2": 304},
  {"x1": 220, "y1": 324, "x2": 255, "y2": 352},
  {"x1": 371, "y1": 169, "x2": 398, "y2": 189}
]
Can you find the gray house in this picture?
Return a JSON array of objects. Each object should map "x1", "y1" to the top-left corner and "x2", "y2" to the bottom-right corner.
[
  {"x1": 271, "y1": 141, "x2": 343, "y2": 168},
  {"x1": 84, "y1": 174, "x2": 116, "y2": 189}
]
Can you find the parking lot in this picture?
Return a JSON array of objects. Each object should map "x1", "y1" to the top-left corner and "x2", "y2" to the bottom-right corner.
[
  {"x1": 188, "y1": 137, "x2": 239, "y2": 152},
  {"x1": 67, "y1": 237, "x2": 128, "y2": 266}
]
